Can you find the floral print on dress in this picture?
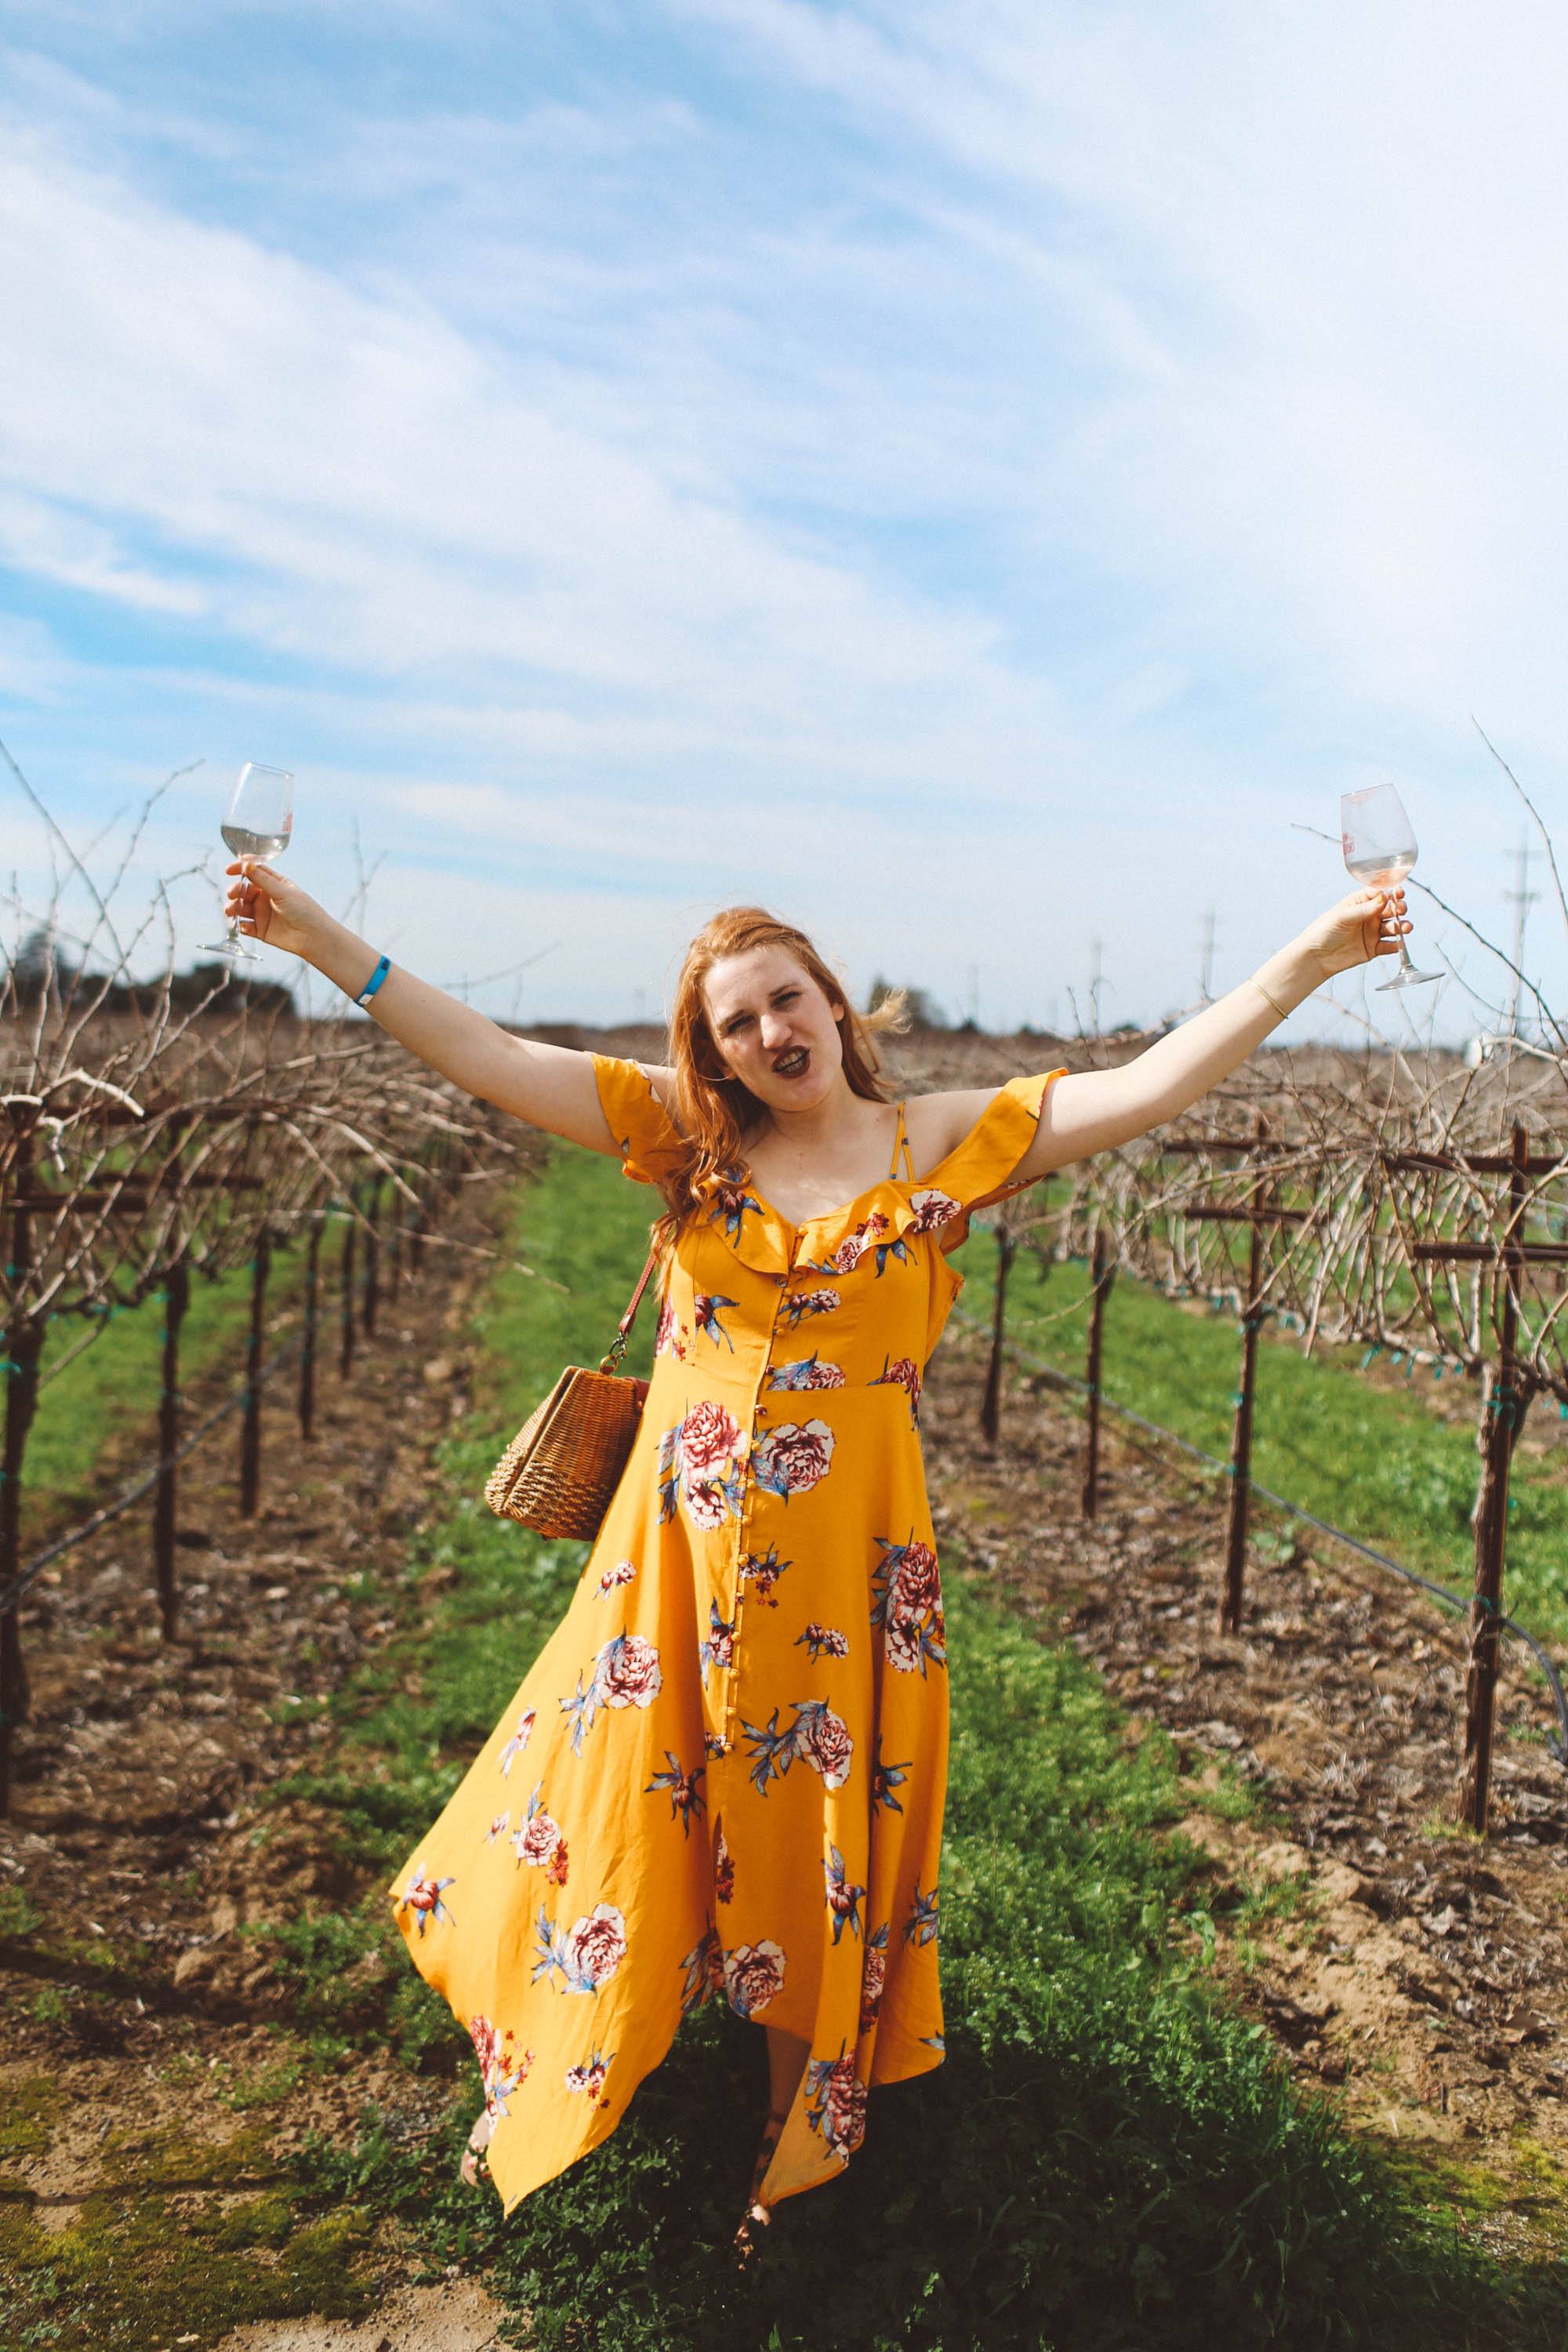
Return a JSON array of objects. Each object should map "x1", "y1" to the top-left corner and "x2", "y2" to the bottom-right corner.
[
  {"x1": 871, "y1": 1739, "x2": 913, "y2": 1814},
  {"x1": 781, "y1": 1285, "x2": 840, "y2": 1329},
  {"x1": 596, "y1": 1558, "x2": 637, "y2": 1599},
  {"x1": 804, "y1": 2042, "x2": 868, "y2": 2156},
  {"x1": 533, "y1": 1900, "x2": 628, "y2": 1994},
  {"x1": 699, "y1": 1598, "x2": 735, "y2": 1686},
  {"x1": 653, "y1": 1292, "x2": 688, "y2": 1360},
  {"x1": 498, "y1": 1708, "x2": 536, "y2": 1778},
  {"x1": 903, "y1": 1881, "x2": 939, "y2": 1947},
  {"x1": 564, "y1": 2048, "x2": 615, "y2": 2100},
  {"x1": 823, "y1": 1842, "x2": 866, "y2": 1944},
  {"x1": 741, "y1": 1697, "x2": 854, "y2": 1795},
  {"x1": 709, "y1": 1174, "x2": 764, "y2": 1243},
  {"x1": 870, "y1": 1536, "x2": 947, "y2": 1677},
  {"x1": 723, "y1": 1936, "x2": 786, "y2": 2020},
  {"x1": 679, "y1": 1922, "x2": 725, "y2": 2014},
  {"x1": 644, "y1": 1748, "x2": 706, "y2": 1835},
  {"x1": 808, "y1": 1213, "x2": 909, "y2": 1278},
  {"x1": 870, "y1": 1354, "x2": 922, "y2": 1428},
  {"x1": 765, "y1": 1351, "x2": 846, "y2": 1392},
  {"x1": 561, "y1": 1633, "x2": 663, "y2": 1756},
  {"x1": 751, "y1": 1417, "x2": 834, "y2": 1501},
  {"x1": 907, "y1": 1188, "x2": 962, "y2": 1235},
  {"x1": 484, "y1": 1810, "x2": 510, "y2": 1846},
  {"x1": 693, "y1": 1291, "x2": 739, "y2": 1350},
  {"x1": 658, "y1": 1401, "x2": 746, "y2": 1530},
  {"x1": 397, "y1": 1864, "x2": 455, "y2": 1936},
  {"x1": 468, "y1": 2013, "x2": 534, "y2": 2119},
  {"x1": 795, "y1": 1621, "x2": 848, "y2": 1661},
  {"x1": 739, "y1": 1543, "x2": 790, "y2": 1604},
  {"x1": 713, "y1": 1813, "x2": 735, "y2": 1904},
  {"x1": 510, "y1": 1781, "x2": 569, "y2": 1886},
  {"x1": 858, "y1": 1922, "x2": 890, "y2": 2032}
]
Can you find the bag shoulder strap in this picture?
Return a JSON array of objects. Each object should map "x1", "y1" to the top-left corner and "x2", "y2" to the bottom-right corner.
[{"x1": 600, "y1": 1241, "x2": 662, "y2": 1372}]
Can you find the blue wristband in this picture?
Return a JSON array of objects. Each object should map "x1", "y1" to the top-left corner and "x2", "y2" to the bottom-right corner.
[{"x1": 354, "y1": 953, "x2": 391, "y2": 1007}]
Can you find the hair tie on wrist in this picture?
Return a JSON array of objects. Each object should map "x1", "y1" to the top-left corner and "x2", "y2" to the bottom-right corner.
[
  {"x1": 1250, "y1": 976, "x2": 1289, "y2": 1025},
  {"x1": 354, "y1": 953, "x2": 391, "y2": 1008}
]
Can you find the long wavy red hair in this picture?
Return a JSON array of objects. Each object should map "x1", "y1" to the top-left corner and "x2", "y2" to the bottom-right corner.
[{"x1": 653, "y1": 906, "x2": 906, "y2": 1241}]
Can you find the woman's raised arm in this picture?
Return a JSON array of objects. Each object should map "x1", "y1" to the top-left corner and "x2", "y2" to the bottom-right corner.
[
  {"x1": 223, "y1": 859, "x2": 674, "y2": 1150},
  {"x1": 1007, "y1": 883, "x2": 1406, "y2": 1177},
  {"x1": 909, "y1": 882, "x2": 1408, "y2": 1183}
]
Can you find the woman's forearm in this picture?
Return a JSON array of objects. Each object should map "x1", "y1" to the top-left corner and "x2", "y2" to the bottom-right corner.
[
  {"x1": 1105, "y1": 944, "x2": 1319, "y2": 1129},
  {"x1": 300, "y1": 913, "x2": 614, "y2": 1145}
]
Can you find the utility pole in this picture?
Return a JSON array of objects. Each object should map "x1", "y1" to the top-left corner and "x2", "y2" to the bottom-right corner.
[
  {"x1": 1088, "y1": 940, "x2": 1103, "y2": 1036},
  {"x1": 1199, "y1": 906, "x2": 1216, "y2": 1004},
  {"x1": 1504, "y1": 833, "x2": 1536, "y2": 1044},
  {"x1": 967, "y1": 964, "x2": 979, "y2": 1028}
]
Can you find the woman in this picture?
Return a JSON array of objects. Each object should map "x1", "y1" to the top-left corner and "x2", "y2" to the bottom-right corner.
[{"x1": 223, "y1": 855, "x2": 1410, "y2": 2258}]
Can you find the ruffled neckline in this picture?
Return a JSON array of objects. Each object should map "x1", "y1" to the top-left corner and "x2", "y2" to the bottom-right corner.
[{"x1": 696, "y1": 1165, "x2": 962, "y2": 1278}]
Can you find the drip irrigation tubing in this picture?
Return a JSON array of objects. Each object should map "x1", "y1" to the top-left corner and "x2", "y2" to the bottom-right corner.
[{"x1": 953, "y1": 1305, "x2": 1568, "y2": 1772}]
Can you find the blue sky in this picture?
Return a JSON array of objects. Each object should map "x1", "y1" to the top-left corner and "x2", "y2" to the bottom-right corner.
[{"x1": 2, "y1": 0, "x2": 1566, "y2": 1036}]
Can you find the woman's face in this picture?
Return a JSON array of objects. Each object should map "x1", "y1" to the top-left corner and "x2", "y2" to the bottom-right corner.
[{"x1": 702, "y1": 942, "x2": 846, "y2": 1112}]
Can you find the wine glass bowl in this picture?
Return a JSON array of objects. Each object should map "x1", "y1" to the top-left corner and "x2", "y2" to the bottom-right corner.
[
  {"x1": 202, "y1": 763, "x2": 295, "y2": 961},
  {"x1": 1338, "y1": 783, "x2": 1439, "y2": 991}
]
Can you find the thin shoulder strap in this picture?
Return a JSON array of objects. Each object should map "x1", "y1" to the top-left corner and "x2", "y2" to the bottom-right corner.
[{"x1": 889, "y1": 1099, "x2": 914, "y2": 1181}]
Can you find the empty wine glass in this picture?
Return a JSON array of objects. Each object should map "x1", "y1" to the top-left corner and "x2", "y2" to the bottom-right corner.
[
  {"x1": 201, "y1": 764, "x2": 295, "y2": 961},
  {"x1": 1339, "y1": 783, "x2": 1440, "y2": 991}
]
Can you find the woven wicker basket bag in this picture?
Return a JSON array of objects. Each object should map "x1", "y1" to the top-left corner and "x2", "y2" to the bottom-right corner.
[{"x1": 484, "y1": 1246, "x2": 659, "y2": 1540}]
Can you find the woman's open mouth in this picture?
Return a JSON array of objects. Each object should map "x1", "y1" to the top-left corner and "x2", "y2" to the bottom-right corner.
[{"x1": 773, "y1": 1047, "x2": 810, "y2": 1080}]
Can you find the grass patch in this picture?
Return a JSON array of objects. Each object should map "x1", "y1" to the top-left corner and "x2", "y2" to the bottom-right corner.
[
  {"x1": 263, "y1": 1139, "x2": 1566, "y2": 2349},
  {"x1": 0, "y1": 2118, "x2": 376, "y2": 2352}
]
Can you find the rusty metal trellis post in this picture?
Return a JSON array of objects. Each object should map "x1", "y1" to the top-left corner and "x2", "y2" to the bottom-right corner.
[
  {"x1": 1162, "y1": 1120, "x2": 1301, "y2": 1633},
  {"x1": 151, "y1": 1255, "x2": 189, "y2": 1639},
  {"x1": 362, "y1": 1174, "x2": 381, "y2": 1340},
  {"x1": 1399, "y1": 1123, "x2": 1544, "y2": 1834},
  {"x1": 0, "y1": 1112, "x2": 42, "y2": 1816},
  {"x1": 1221, "y1": 1204, "x2": 1267, "y2": 1636},
  {"x1": 1081, "y1": 1228, "x2": 1115, "y2": 1519},
  {"x1": 298, "y1": 1220, "x2": 321, "y2": 1442},
  {"x1": 240, "y1": 1228, "x2": 270, "y2": 1519},
  {"x1": 980, "y1": 1221, "x2": 1017, "y2": 1447},
  {"x1": 339, "y1": 1201, "x2": 358, "y2": 1381}
]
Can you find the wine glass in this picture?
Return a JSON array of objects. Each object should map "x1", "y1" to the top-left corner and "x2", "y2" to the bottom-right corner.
[
  {"x1": 1339, "y1": 783, "x2": 1440, "y2": 991},
  {"x1": 201, "y1": 764, "x2": 295, "y2": 961}
]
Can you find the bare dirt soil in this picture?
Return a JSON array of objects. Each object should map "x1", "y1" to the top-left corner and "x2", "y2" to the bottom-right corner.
[{"x1": 927, "y1": 1311, "x2": 1568, "y2": 2257}]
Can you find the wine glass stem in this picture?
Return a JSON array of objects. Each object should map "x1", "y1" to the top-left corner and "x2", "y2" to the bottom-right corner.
[{"x1": 228, "y1": 854, "x2": 250, "y2": 949}]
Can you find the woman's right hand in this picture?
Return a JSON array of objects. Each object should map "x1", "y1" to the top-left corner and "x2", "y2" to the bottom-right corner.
[{"x1": 221, "y1": 861, "x2": 329, "y2": 963}]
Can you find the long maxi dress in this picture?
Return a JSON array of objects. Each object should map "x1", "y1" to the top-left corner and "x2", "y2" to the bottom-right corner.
[{"x1": 387, "y1": 1054, "x2": 1065, "y2": 2217}]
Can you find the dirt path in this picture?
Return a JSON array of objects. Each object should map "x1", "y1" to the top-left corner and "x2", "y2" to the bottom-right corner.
[{"x1": 925, "y1": 1314, "x2": 1568, "y2": 2256}]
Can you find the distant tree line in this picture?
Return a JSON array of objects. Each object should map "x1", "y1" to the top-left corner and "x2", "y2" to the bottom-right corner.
[
  {"x1": 866, "y1": 976, "x2": 1065, "y2": 1039},
  {"x1": 2, "y1": 926, "x2": 296, "y2": 1018}
]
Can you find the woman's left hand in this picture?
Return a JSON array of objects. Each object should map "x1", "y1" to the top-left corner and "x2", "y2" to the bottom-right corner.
[{"x1": 1294, "y1": 885, "x2": 1411, "y2": 980}]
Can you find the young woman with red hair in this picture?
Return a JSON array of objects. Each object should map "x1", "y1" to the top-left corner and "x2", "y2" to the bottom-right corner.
[{"x1": 223, "y1": 858, "x2": 1410, "y2": 2260}]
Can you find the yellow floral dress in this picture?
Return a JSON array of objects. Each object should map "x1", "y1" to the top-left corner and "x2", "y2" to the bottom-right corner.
[{"x1": 388, "y1": 1055, "x2": 1064, "y2": 2216}]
